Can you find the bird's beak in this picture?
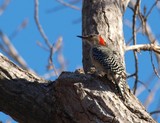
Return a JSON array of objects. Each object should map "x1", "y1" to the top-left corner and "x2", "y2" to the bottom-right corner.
[
  {"x1": 77, "y1": 35, "x2": 92, "y2": 45},
  {"x1": 77, "y1": 35, "x2": 83, "y2": 38},
  {"x1": 77, "y1": 35, "x2": 88, "y2": 39}
]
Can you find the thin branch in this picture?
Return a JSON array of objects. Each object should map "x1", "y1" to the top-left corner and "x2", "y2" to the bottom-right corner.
[
  {"x1": 44, "y1": 36, "x2": 66, "y2": 78},
  {"x1": 150, "y1": 51, "x2": 160, "y2": 79},
  {"x1": 132, "y1": 0, "x2": 141, "y2": 95},
  {"x1": 47, "y1": 45, "x2": 58, "y2": 76},
  {"x1": 56, "y1": 38, "x2": 66, "y2": 73},
  {"x1": 128, "y1": 2, "x2": 160, "y2": 112},
  {"x1": 145, "y1": 0, "x2": 159, "y2": 19},
  {"x1": 0, "y1": 0, "x2": 10, "y2": 15},
  {"x1": 0, "y1": 42, "x2": 9, "y2": 54},
  {"x1": 127, "y1": 73, "x2": 151, "y2": 93},
  {"x1": 34, "y1": 0, "x2": 51, "y2": 48},
  {"x1": 126, "y1": 0, "x2": 159, "y2": 45},
  {"x1": 150, "y1": 110, "x2": 160, "y2": 115},
  {"x1": 135, "y1": 67, "x2": 160, "y2": 97},
  {"x1": 137, "y1": 0, "x2": 160, "y2": 69},
  {"x1": 36, "y1": 41, "x2": 49, "y2": 51},
  {"x1": 144, "y1": 79, "x2": 160, "y2": 109},
  {"x1": 56, "y1": 0, "x2": 80, "y2": 11},
  {"x1": 125, "y1": 44, "x2": 160, "y2": 54},
  {"x1": 154, "y1": 98, "x2": 160, "y2": 120},
  {"x1": 126, "y1": 73, "x2": 135, "y2": 78},
  {"x1": 34, "y1": 0, "x2": 61, "y2": 77},
  {"x1": 46, "y1": 0, "x2": 81, "y2": 13},
  {"x1": 138, "y1": 80, "x2": 151, "y2": 93},
  {"x1": 125, "y1": 23, "x2": 142, "y2": 46},
  {"x1": 0, "y1": 31, "x2": 32, "y2": 72},
  {"x1": 9, "y1": 18, "x2": 29, "y2": 40},
  {"x1": 47, "y1": 37, "x2": 63, "y2": 76}
]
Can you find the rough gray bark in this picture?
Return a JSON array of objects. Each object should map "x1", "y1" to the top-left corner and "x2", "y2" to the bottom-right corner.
[
  {"x1": 0, "y1": 53, "x2": 156, "y2": 122},
  {"x1": 82, "y1": 0, "x2": 129, "y2": 73}
]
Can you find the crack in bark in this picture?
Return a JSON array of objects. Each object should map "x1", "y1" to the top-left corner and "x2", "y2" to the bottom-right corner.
[
  {"x1": 102, "y1": 10, "x2": 110, "y2": 34},
  {"x1": 84, "y1": 89, "x2": 115, "y2": 122},
  {"x1": 73, "y1": 83, "x2": 93, "y2": 122},
  {"x1": 124, "y1": 103, "x2": 153, "y2": 122},
  {"x1": 0, "y1": 67, "x2": 13, "y2": 79}
]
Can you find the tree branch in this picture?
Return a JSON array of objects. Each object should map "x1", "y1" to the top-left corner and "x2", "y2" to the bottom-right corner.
[
  {"x1": 0, "y1": 31, "x2": 32, "y2": 72},
  {"x1": 125, "y1": 44, "x2": 160, "y2": 54},
  {"x1": 56, "y1": 0, "x2": 80, "y2": 10},
  {"x1": 0, "y1": 53, "x2": 156, "y2": 123}
]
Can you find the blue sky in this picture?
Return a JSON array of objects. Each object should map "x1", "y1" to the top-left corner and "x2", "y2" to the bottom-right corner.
[{"x1": 0, "y1": 0, "x2": 160, "y2": 122}]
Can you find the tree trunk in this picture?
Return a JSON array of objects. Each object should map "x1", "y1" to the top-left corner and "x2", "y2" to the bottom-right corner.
[
  {"x1": 0, "y1": 0, "x2": 157, "y2": 123},
  {"x1": 82, "y1": 0, "x2": 127, "y2": 73}
]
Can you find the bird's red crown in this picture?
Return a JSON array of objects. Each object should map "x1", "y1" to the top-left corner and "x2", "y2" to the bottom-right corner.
[{"x1": 98, "y1": 35, "x2": 106, "y2": 46}]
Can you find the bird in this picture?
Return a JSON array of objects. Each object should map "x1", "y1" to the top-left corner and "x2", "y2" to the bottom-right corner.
[{"x1": 77, "y1": 34, "x2": 126, "y2": 99}]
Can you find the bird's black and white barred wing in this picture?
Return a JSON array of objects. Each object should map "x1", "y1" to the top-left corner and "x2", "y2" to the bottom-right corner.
[{"x1": 92, "y1": 46, "x2": 125, "y2": 75}]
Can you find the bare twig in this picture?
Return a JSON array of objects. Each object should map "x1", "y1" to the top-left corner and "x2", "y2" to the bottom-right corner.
[
  {"x1": 47, "y1": 37, "x2": 63, "y2": 76},
  {"x1": 127, "y1": 73, "x2": 151, "y2": 93},
  {"x1": 145, "y1": 0, "x2": 159, "y2": 19},
  {"x1": 137, "y1": 0, "x2": 160, "y2": 68},
  {"x1": 135, "y1": 67, "x2": 160, "y2": 97},
  {"x1": 9, "y1": 18, "x2": 29, "y2": 39},
  {"x1": 144, "y1": 79, "x2": 160, "y2": 109},
  {"x1": 47, "y1": 0, "x2": 81, "y2": 13},
  {"x1": 126, "y1": 0, "x2": 159, "y2": 45},
  {"x1": 47, "y1": 44, "x2": 58, "y2": 76},
  {"x1": 43, "y1": 36, "x2": 66, "y2": 78},
  {"x1": 127, "y1": 73, "x2": 135, "y2": 78},
  {"x1": 125, "y1": 22, "x2": 142, "y2": 46},
  {"x1": 135, "y1": 3, "x2": 160, "y2": 102},
  {"x1": 56, "y1": 38, "x2": 66, "y2": 72},
  {"x1": 0, "y1": 42, "x2": 8, "y2": 54},
  {"x1": 125, "y1": 2, "x2": 160, "y2": 120},
  {"x1": 0, "y1": 31, "x2": 32, "y2": 72},
  {"x1": 0, "y1": 0, "x2": 10, "y2": 15},
  {"x1": 153, "y1": 98, "x2": 160, "y2": 120},
  {"x1": 138, "y1": 80, "x2": 151, "y2": 93},
  {"x1": 150, "y1": 110, "x2": 160, "y2": 115},
  {"x1": 36, "y1": 41, "x2": 49, "y2": 51},
  {"x1": 150, "y1": 51, "x2": 160, "y2": 79},
  {"x1": 34, "y1": 0, "x2": 61, "y2": 77},
  {"x1": 125, "y1": 44, "x2": 160, "y2": 54},
  {"x1": 34, "y1": 0, "x2": 51, "y2": 48},
  {"x1": 132, "y1": 0, "x2": 141, "y2": 94},
  {"x1": 56, "y1": 0, "x2": 80, "y2": 10}
]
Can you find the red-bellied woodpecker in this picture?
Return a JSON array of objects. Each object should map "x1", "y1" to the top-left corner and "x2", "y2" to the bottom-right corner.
[{"x1": 77, "y1": 34, "x2": 126, "y2": 99}]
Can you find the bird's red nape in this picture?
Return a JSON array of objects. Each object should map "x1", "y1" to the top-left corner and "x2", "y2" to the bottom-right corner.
[{"x1": 98, "y1": 35, "x2": 106, "y2": 46}]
